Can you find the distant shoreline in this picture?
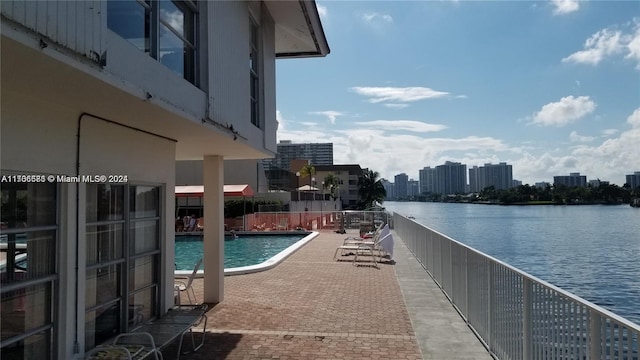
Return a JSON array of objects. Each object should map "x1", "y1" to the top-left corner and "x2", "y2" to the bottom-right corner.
[{"x1": 392, "y1": 200, "x2": 632, "y2": 206}]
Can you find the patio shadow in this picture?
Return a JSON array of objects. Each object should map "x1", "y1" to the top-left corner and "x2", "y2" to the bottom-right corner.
[{"x1": 160, "y1": 332, "x2": 243, "y2": 360}]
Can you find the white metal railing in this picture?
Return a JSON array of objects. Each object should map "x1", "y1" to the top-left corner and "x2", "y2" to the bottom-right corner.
[{"x1": 393, "y1": 213, "x2": 639, "y2": 360}]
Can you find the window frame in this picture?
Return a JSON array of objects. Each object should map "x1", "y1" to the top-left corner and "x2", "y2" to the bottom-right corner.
[
  {"x1": 84, "y1": 183, "x2": 162, "y2": 351},
  {"x1": 0, "y1": 180, "x2": 59, "y2": 359},
  {"x1": 250, "y1": 17, "x2": 261, "y2": 128},
  {"x1": 107, "y1": 0, "x2": 198, "y2": 85}
]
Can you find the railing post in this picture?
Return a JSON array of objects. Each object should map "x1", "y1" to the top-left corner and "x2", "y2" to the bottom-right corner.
[
  {"x1": 523, "y1": 278, "x2": 533, "y2": 360},
  {"x1": 589, "y1": 311, "x2": 601, "y2": 360}
]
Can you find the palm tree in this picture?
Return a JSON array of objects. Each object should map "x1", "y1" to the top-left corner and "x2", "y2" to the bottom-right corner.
[
  {"x1": 298, "y1": 164, "x2": 316, "y2": 189},
  {"x1": 323, "y1": 173, "x2": 340, "y2": 200},
  {"x1": 357, "y1": 169, "x2": 386, "y2": 210}
]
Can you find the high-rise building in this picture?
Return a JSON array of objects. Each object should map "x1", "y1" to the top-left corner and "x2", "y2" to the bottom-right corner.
[
  {"x1": 419, "y1": 166, "x2": 437, "y2": 194},
  {"x1": 483, "y1": 162, "x2": 513, "y2": 190},
  {"x1": 468, "y1": 166, "x2": 481, "y2": 193},
  {"x1": 553, "y1": 172, "x2": 587, "y2": 187},
  {"x1": 435, "y1": 161, "x2": 467, "y2": 195},
  {"x1": 381, "y1": 179, "x2": 396, "y2": 201},
  {"x1": 263, "y1": 140, "x2": 333, "y2": 171},
  {"x1": 469, "y1": 163, "x2": 513, "y2": 192},
  {"x1": 263, "y1": 141, "x2": 333, "y2": 190},
  {"x1": 626, "y1": 171, "x2": 640, "y2": 189},
  {"x1": 394, "y1": 173, "x2": 409, "y2": 199},
  {"x1": 408, "y1": 179, "x2": 420, "y2": 197}
]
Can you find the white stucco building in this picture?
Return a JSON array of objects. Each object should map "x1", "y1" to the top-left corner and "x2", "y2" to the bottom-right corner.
[{"x1": 0, "y1": 1, "x2": 328, "y2": 358}]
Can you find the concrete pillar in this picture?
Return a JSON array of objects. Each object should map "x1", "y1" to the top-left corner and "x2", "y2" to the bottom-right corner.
[{"x1": 203, "y1": 155, "x2": 224, "y2": 303}]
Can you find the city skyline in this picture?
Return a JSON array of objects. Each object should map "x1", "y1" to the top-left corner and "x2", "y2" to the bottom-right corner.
[{"x1": 275, "y1": 1, "x2": 640, "y2": 186}]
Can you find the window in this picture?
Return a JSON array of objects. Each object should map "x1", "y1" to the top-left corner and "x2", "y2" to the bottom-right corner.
[
  {"x1": 250, "y1": 18, "x2": 260, "y2": 128},
  {"x1": 107, "y1": 0, "x2": 197, "y2": 84},
  {"x1": 1, "y1": 181, "x2": 58, "y2": 360},
  {"x1": 84, "y1": 184, "x2": 161, "y2": 350}
]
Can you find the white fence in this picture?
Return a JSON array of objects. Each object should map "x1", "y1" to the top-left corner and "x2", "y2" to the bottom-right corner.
[{"x1": 393, "y1": 213, "x2": 639, "y2": 360}]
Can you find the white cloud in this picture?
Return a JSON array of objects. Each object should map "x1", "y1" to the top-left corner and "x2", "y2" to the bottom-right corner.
[
  {"x1": 384, "y1": 104, "x2": 410, "y2": 109},
  {"x1": 513, "y1": 111, "x2": 640, "y2": 184},
  {"x1": 354, "y1": 120, "x2": 447, "y2": 133},
  {"x1": 276, "y1": 110, "x2": 286, "y2": 131},
  {"x1": 563, "y1": 20, "x2": 640, "y2": 69},
  {"x1": 351, "y1": 86, "x2": 450, "y2": 104},
  {"x1": 316, "y1": 4, "x2": 327, "y2": 20},
  {"x1": 551, "y1": 0, "x2": 580, "y2": 15},
  {"x1": 628, "y1": 107, "x2": 640, "y2": 128},
  {"x1": 362, "y1": 12, "x2": 393, "y2": 23},
  {"x1": 530, "y1": 96, "x2": 596, "y2": 127},
  {"x1": 601, "y1": 128, "x2": 619, "y2": 137},
  {"x1": 569, "y1": 131, "x2": 594, "y2": 143},
  {"x1": 627, "y1": 21, "x2": 640, "y2": 68},
  {"x1": 309, "y1": 111, "x2": 345, "y2": 124},
  {"x1": 563, "y1": 29, "x2": 624, "y2": 65},
  {"x1": 160, "y1": 9, "x2": 184, "y2": 35}
]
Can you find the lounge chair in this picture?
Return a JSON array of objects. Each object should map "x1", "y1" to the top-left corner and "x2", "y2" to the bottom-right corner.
[
  {"x1": 174, "y1": 258, "x2": 202, "y2": 305},
  {"x1": 274, "y1": 218, "x2": 288, "y2": 231},
  {"x1": 333, "y1": 229, "x2": 390, "y2": 267},
  {"x1": 353, "y1": 233, "x2": 393, "y2": 267},
  {"x1": 343, "y1": 222, "x2": 386, "y2": 245},
  {"x1": 105, "y1": 304, "x2": 208, "y2": 360},
  {"x1": 84, "y1": 344, "x2": 135, "y2": 359}
]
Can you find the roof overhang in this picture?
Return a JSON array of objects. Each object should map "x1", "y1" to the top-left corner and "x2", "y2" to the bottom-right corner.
[
  {"x1": 266, "y1": 0, "x2": 330, "y2": 58},
  {"x1": 175, "y1": 185, "x2": 255, "y2": 197}
]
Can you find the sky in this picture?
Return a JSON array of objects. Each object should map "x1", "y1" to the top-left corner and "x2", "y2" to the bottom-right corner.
[{"x1": 274, "y1": 0, "x2": 640, "y2": 186}]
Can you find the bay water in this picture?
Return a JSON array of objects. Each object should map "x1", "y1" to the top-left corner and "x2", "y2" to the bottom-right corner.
[{"x1": 384, "y1": 202, "x2": 640, "y2": 326}]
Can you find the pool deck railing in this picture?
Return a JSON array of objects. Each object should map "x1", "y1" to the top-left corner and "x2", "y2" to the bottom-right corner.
[{"x1": 394, "y1": 213, "x2": 640, "y2": 360}]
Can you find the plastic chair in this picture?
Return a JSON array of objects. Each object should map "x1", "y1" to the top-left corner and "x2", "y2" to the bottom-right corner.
[{"x1": 174, "y1": 258, "x2": 202, "y2": 305}]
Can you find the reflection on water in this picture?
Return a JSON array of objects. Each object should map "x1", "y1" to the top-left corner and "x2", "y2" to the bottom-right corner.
[{"x1": 386, "y1": 202, "x2": 640, "y2": 326}]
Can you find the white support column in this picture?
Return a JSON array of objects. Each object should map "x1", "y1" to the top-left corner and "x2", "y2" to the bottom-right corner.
[{"x1": 203, "y1": 155, "x2": 224, "y2": 303}]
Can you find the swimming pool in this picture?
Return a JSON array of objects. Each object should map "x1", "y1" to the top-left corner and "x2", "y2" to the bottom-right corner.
[{"x1": 175, "y1": 233, "x2": 309, "y2": 271}]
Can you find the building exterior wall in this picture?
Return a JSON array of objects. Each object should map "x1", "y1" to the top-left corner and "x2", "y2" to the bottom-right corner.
[
  {"x1": 394, "y1": 173, "x2": 409, "y2": 199},
  {"x1": 1, "y1": 1, "x2": 327, "y2": 358},
  {"x1": 382, "y1": 179, "x2": 395, "y2": 200},
  {"x1": 314, "y1": 165, "x2": 362, "y2": 209},
  {"x1": 1, "y1": 101, "x2": 176, "y2": 358},
  {"x1": 263, "y1": 141, "x2": 334, "y2": 172},
  {"x1": 407, "y1": 180, "x2": 419, "y2": 197},
  {"x1": 419, "y1": 167, "x2": 436, "y2": 194},
  {"x1": 208, "y1": 1, "x2": 277, "y2": 154},
  {"x1": 1, "y1": 1, "x2": 106, "y2": 62},
  {"x1": 468, "y1": 166, "x2": 480, "y2": 193},
  {"x1": 435, "y1": 161, "x2": 467, "y2": 195},
  {"x1": 482, "y1": 162, "x2": 513, "y2": 190},
  {"x1": 626, "y1": 171, "x2": 640, "y2": 188},
  {"x1": 554, "y1": 173, "x2": 587, "y2": 187}
]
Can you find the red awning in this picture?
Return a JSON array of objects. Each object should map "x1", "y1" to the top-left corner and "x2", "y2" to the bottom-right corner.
[
  {"x1": 175, "y1": 184, "x2": 254, "y2": 197},
  {"x1": 223, "y1": 184, "x2": 254, "y2": 197}
]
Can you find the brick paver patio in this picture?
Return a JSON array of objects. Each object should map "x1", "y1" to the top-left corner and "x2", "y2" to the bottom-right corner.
[{"x1": 169, "y1": 230, "x2": 422, "y2": 360}]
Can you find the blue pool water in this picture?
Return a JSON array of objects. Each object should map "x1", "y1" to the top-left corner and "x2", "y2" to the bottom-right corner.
[{"x1": 174, "y1": 234, "x2": 305, "y2": 270}]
